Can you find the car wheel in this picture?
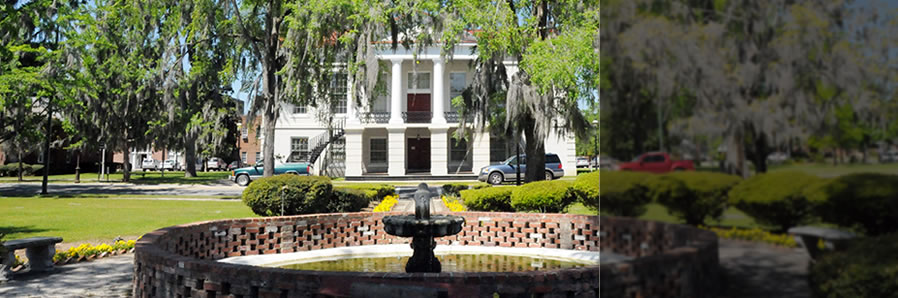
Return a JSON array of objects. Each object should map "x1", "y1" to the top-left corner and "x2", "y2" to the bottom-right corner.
[
  {"x1": 545, "y1": 170, "x2": 554, "y2": 180},
  {"x1": 488, "y1": 172, "x2": 504, "y2": 185},
  {"x1": 236, "y1": 174, "x2": 250, "y2": 186}
]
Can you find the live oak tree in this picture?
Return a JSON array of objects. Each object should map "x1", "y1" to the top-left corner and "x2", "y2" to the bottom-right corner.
[
  {"x1": 452, "y1": 0, "x2": 598, "y2": 182},
  {"x1": 68, "y1": 0, "x2": 163, "y2": 182}
]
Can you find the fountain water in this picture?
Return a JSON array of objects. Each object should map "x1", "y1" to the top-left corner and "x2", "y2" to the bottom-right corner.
[{"x1": 382, "y1": 183, "x2": 465, "y2": 273}]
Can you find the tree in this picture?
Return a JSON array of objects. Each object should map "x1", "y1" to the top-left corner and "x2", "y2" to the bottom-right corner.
[
  {"x1": 153, "y1": 0, "x2": 239, "y2": 177},
  {"x1": 69, "y1": 0, "x2": 164, "y2": 182},
  {"x1": 453, "y1": 0, "x2": 598, "y2": 182}
]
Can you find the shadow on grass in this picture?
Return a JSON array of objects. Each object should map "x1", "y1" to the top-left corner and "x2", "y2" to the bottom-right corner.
[{"x1": 0, "y1": 225, "x2": 53, "y2": 238}]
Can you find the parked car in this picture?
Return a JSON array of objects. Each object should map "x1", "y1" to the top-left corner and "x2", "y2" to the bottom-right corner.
[
  {"x1": 477, "y1": 153, "x2": 565, "y2": 185},
  {"x1": 766, "y1": 152, "x2": 789, "y2": 164},
  {"x1": 617, "y1": 152, "x2": 694, "y2": 173},
  {"x1": 161, "y1": 160, "x2": 179, "y2": 171},
  {"x1": 229, "y1": 161, "x2": 313, "y2": 186},
  {"x1": 141, "y1": 159, "x2": 160, "y2": 171},
  {"x1": 880, "y1": 150, "x2": 898, "y2": 163},
  {"x1": 576, "y1": 157, "x2": 590, "y2": 168},
  {"x1": 227, "y1": 161, "x2": 241, "y2": 171},
  {"x1": 206, "y1": 157, "x2": 225, "y2": 171},
  {"x1": 599, "y1": 156, "x2": 617, "y2": 170}
]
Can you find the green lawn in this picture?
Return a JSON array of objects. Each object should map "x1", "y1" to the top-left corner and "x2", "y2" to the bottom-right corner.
[
  {"x1": 768, "y1": 162, "x2": 898, "y2": 177},
  {"x1": 1, "y1": 196, "x2": 256, "y2": 242},
  {"x1": 566, "y1": 202, "x2": 762, "y2": 229},
  {"x1": 0, "y1": 171, "x2": 231, "y2": 185}
]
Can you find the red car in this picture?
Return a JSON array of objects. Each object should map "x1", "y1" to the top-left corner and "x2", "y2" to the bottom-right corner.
[{"x1": 617, "y1": 152, "x2": 694, "y2": 173}]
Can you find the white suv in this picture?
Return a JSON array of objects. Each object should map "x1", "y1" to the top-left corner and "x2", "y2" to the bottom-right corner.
[
  {"x1": 206, "y1": 157, "x2": 225, "y2": 171},
  {"x1": 141, "y1": 159, "x2": 160, "y2": 171}
]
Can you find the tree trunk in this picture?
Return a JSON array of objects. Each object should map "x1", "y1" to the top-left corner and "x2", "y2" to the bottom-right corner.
[
  {"x1": 262, "y1": 109, "x2": 277, "y2": 177},
  {"x1": 184, "y1": 133, "x2": 198, "y2": 177},
  {"x1": 17, "y1": 148, "x2": 23, "y2": 182},
  {"x1": 751, "y1": 134, "x2": 768, "y2": 174},
  {"x1": 523, "y1": 119, "x2": 546, "y2": 183},
  {"x1": 74, "y1": 150, "x2": 81, "y2": 183},
  {"x1": 123, "y1": 143, "x2": 131, "y2": 182},
  {"x1": 725, "y1": 129, "x2": 748, "y2": 178}
]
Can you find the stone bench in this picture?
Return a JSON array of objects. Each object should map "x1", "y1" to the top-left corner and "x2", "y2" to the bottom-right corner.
[
  {"x1": 1, "y1": 237, "x2": 63, "y2": 281},
  {"x1": 788, "y1": 226, "x2": 855, "y2": 260}
]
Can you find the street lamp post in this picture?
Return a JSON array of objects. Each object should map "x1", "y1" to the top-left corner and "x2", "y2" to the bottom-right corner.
[{"x1": 593, "y1": 119, "x2": 599, "y2": 171}]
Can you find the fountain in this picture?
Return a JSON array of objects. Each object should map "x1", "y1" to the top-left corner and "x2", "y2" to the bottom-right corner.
[{"x1": 381, "y1": 183, "x2": 465, "y2": 273}]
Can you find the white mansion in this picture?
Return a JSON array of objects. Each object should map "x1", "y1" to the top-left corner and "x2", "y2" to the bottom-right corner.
[{"x1": 264, "y1": 43, "x2": 577, "y2": 180}]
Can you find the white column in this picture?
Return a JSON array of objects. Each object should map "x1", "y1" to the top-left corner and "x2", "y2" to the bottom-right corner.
[
  {"x1": 346, "y1": 75, "x2": 359, "y2": 126},
  {"x1": 431, "y1": 58, "x2": 446, "y2": 124},
  {"x1": 387, "y1": 127, "x2": 406, "y2": 176},
  {"x1": 344, "y1": 128, "x2": 364, "y2": 176},
  {"x1": 389, "y1": 59, "x2": 404, "y2": 125},
  {"x1": 431, "y1": 127, "x2": 449, "y2": 175},
  {"x1": 472, "y1": 130, "x2": 491, "y2": 172}
]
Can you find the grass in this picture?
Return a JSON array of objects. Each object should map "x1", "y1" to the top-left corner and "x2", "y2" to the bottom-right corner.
[
  {"x1": 0, "y1": 171, "x2": 231, "y2": 185},
  {"x1": 0, "y1": 196, "x2": 256, "y2": 242},
  {"x1": 768, "y1": 162, "x2": 898, "y2": 177}
]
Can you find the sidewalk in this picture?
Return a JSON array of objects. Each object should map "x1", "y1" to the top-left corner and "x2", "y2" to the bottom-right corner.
[{"x1": 0, "y1": 255, "x2": 133, "y2": 297}]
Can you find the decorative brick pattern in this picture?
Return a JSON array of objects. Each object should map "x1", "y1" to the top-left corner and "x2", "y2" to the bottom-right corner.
[{"x1": 133, "y1": 212, "x2": 716, "y2": 297}]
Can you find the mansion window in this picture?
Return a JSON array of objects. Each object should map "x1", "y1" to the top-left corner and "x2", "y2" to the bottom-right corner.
[
  {"x1": 255, "y1": 152, "x2": 261, "y2": 163},
  {"x1": 407, "y1": 72, "x2": 431, "y2": 91},
  {"x1": 331, "y1": 73, "x2": 348, "y2": 114},
  {"x1": 450, "y1": 138, "x2": 469, "y2": 162},
  {"x1": 289, "y1": 137, "x2": 309, "y2": 162},
  {"x1": 293, "y1": 104, "x2": 306, "y2": 114},
  {"x1": 241, "y1": 152, "x2": 247, "y2": 163},
  {"x1": 370, "y1": 138, "x2": 387, "y2": 163},
  {"x1": 449, "y1": 73, "x2": 466, "y2": 103}
]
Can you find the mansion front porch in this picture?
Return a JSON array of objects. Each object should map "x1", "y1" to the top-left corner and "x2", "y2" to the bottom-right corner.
[{"x1": 343, "y1": 126, "x2": 490, "y2": 179}]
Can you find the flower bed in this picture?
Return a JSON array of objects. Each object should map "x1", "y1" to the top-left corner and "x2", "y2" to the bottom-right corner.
[
  {"x1": 372, "y1": 195, "x2": 399, "y2": 212},
  {"x1": 700, "y1": 226, "x2": 797, "y2": 248},
  {"x1": 52, "y1": 240, "x2": 137, "y2": 265},
  {"x1": 441, "y1": 195, "x2": 467, "y2": 212}
]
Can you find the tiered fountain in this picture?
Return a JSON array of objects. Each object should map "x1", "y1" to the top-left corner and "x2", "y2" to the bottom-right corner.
[{"x1": 382, "y1": 183, "x2": 465, "y2": 272}]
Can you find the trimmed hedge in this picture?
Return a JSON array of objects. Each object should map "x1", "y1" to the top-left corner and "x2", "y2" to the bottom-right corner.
[
  {"x1": 572, "y1": 171, "x2": 599, "y2": 214},
  {"x1": 805, "y1": 173, "x2": 898, "y2": 236},
  {"x1": 461, "y1": 187, "x2": 514, "y2": 212},
  {"x1": 599, "y1": 171, "x2": 652, "y2": 217},
  {"x1": 336, "y1": 183, "x2": 395, "y2": 201},
  {"x1": 511, "y1": 180, "x2": 574, "y2": 213},
  {"x1": 241, "y1": 175, "x2": 370, "y2": 216},
  {"x1": 0, "y1": 163, "x2": 44, "y2": 177},
  {"x1": 810, "y1": 233, "x2": 898, "y2": 297},
  {"x1": 441, "y1": 183, "x2": 470, "y2": 197},
  {"x1": 728, "y1": 171, "x2": 823, "y2": 232},
  {"x1": 647, "y1": 171, "x2": 741, "y2": 226}
]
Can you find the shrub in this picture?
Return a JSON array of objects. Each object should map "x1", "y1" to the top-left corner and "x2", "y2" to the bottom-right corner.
[
  {"x1": 647, "y1": 171, "x2": 742, "y2": 226},
  {"x1": 241, "y1": 175, "x2": 333, "y2": 216},
  {"x1": 470, "y1": 183, "x2": 491, "y2": 190},
  {"x1": 599, "y1": 171, "x2": 652, "y2": 217},
  {"x1": 510, "y1": 180, "x2": 574, "y2": 213},
  {"x1": 728, "y1": 171, "x2": 823, "y2": 232},
  {"x1": 441, "y1": 183, "x2": 470, "y2": 197},
  {"x1": 809, "y1": 233, "x2": 898, "y2": 298},
  {"x1": 805, "y1": 173, "x2": 898, "y2": 236},
  {"x1": 0, "y1": 163, "x2": 43, "y2": 177},
  {"x1": 328, "y1": 188, "x2": 371, "y2": 213},
  {"x1": 337, "y1": 183, "x2": 395, "y2": 201},
  {"x1": 461, "y1": 187, "x2": 514, "y2": 212},
  {"x1": 572, "y1": 171, "x2": 599, "y2": 213}
]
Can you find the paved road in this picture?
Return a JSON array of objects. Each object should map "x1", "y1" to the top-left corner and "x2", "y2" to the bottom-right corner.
[{"x1": 0, "y1": 182, "x2": 245, "y2": 197}]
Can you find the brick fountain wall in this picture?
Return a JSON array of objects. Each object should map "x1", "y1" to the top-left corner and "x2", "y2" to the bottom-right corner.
[{"x1": 133, "y1": 212, "x2": 718, "y2": 297}]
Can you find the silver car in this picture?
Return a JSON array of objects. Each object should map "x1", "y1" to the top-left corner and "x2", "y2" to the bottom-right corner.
[{"x1": 477, "y1": 153, "x2": 565, "y2": 185}]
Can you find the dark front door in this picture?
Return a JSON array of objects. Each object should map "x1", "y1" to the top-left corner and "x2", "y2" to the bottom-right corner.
[{"x1": 407, "y1": 138, "x2": 431, "y2": 172}]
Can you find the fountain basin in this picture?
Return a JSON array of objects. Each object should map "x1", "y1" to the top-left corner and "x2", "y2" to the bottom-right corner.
[
  {"x1": 382, "y1": 215, "x2": 465, "y2": 237},
  {"x1": 133, "y1": 212, "x2": 719, "y2": 297}
]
